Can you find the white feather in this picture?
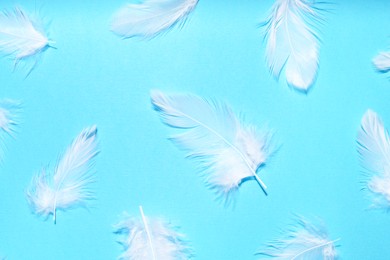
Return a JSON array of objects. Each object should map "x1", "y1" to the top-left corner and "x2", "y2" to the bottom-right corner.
[
  {"x1": 0, "y1": 99, "x2": 21, "y2": 161},
  {"x1": 115, "y1": 206, "x2": 192, "y2": 260},
  {"x1": 357, "y1": 110, "x2": 390, "y2": 209},
  {"x1": 262, "y1": 0, "x2": 325, "y2": 91},
  {"x1": 0, "y1": 7, "x2": 52, "y2": 74},
  {"x1": 26, "y1": 126, "x2": 99, "y2": 223},
  {"x1": 151, "y1": 90, "x2": 273, "y2": 203},
  {"x1": 110, "y1": 0, "x2": 198, "y2": 39},
  {"x1": 372, "y1": 51, "x2": 390, "y2": 72},
  {"x1": 257, "y1": 217, "x2": 339, "y2": 259}
]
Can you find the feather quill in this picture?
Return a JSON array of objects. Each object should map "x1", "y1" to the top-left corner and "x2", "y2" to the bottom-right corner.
[
  {"x1": 372, "y1": 51, "x2": 390, "y2": 73},
  {"x1": 26, "y1": 126, "x2": 99, "y2": 223},
  {"x1": 0, "y1": 99, "x2": 21, "y2": 161},
  {"x1": 262, "y1": 0, "x2": 325, "y2": 91},
  {"x1": 357, "y1": 110, "x2": 390, "y2": 209},
  {"x1": 0, "y1": 7, "x2": 52, "y2": 74},
  {"x1": 110, "y1": 0, "x2": 198, "y2": 39},
  {"x1": 151, "y1": 90, "x2": 274, "y2": 203},
  {"x1": 257, "y1": 217, "x2": 339, "y2": 259},
  {"x1": 115, "y1": 206, "x2": 192, "y2": 260}
]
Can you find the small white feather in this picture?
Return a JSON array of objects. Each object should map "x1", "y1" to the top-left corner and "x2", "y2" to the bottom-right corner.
[
  {"x1": 0, "y1": 7, "x2": 52, "y2": 74},
  {"x1": 372, "y1": 51, "x2": 390, "y2": 72},
  {"x1": 262, "y1": 0, "x2": 325, "y2": 91},
  {"x1": 257, "y1": 217, "x2": 339, "y2": 259},
  {"x1": 26, "y1": 126, "x2": 99, "y2": 223},
  {"x1": 0, "y1": 99, "x2": 21, "y2": 161},
  {"x1": 151, "y1": 90, "x2": 274, "y2": 203},
  {"x1": 357, "y1": 110, "x2": 390, "y2": 209},
  {"x1": 110, "y1": 0, "x2": 198, "y2": 39},
  {"x1": 115, "y1": 206, "x2": 192, "y2": 260}
]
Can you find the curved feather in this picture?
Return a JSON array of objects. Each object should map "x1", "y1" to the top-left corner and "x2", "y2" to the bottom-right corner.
[
  {"x1": 115, "y1": 206, "x2": 192, "y2": 260},
  {"x1": 151, "y1": 90, "x2": 273, "y2": 203},
  {"x1": 357, "y1": 110, "x2": 390, "y2": 208},
  {"x1": 357, "y1": 110, "x2": 390, "y2": 174},
  {"x1": 262, "y1": 0, "x2": 325, "y2": 91},
  {"x1": 0, "y1": 99, "x2": 21, "y2": 161},
  {"x1": 0, "y1": 7, "x2": 52, "y2": 74},
  {"x1": 257, "y1": 217, "x2": 339, "y2": 259},
  {"x1": 372, "y1": 51, "x2": 390, "y2": 73},
  {"x1": 110, "y1": 0, "x2": 198, "y2": 39},
  {"x1": 26, "y1": 126, "x2": 99, "y2": 223}
]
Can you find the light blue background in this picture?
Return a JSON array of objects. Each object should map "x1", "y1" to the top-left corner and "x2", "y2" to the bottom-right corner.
[{"x1": 0, "y1": 0, "x2": 390, "y2": 259}]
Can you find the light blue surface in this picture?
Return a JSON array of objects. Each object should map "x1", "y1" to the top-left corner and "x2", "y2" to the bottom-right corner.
[{"x1": 0, "y1": 0, "x2": 390, "y2": 259}]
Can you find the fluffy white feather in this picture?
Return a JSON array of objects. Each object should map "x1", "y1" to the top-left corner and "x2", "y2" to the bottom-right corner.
[
  {"x1": 151, "y1": 90, "x2": 273, "y2": 203},
  {"x1": 372, "y1": 51, "x2": 390, "y2": 73},
  {"x1": 357, "y1": 110, "x2": 390, "y2": 209},
  {"x1": 0, "y1": 7, "x2": 51, "y2": 74},
  {"x1": 0, "y1": 99, "x2": 21, "y2": 161},
  {"x1": 26, "y1": 126, "x2": 99, "y2": 223},
  {"x1": 257, "y1": 217, "x2": 339, "y2": 259},
  {"x1": 115, "y1": 206, "x2": 192, "y2": 260},
  {"x1": 262, "y1": 0, "x2": 325, "y2": 91},
  {"x1": 110, "y1": 0, "x2": 198, "y2": 39}
]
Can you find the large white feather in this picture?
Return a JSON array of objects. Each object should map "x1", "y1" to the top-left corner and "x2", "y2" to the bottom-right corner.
[
  {"x1": 0, "y1": 7, "x2": 51, "y2": 74},
  {"x1": 26, "y1": 126, "x2": 99, "y2": 223},
  {"x1": 0, "y1": 99, "x2": 21, "y2": 162},
  {"x1": 110, "y1": 0, "x2": 198, "y2": 39},
  {"x1": 115, "y1": 206, "x2": 192, "y2": 260},
  {"x1": 151, "y1": 90, "x2": 273, "y2": 203},
  {"x1": 257, "y1": 217, "x2": 339, "y2": 259},
  {"x1": 372, "y1": 51, "x2": 390, "y2": 73},
  {"x1": 357, "y1": 110, "x2": 390, "y2": 209},
  {"x1": 262, "y1": 0, "x2": 324, "y2": 91}
]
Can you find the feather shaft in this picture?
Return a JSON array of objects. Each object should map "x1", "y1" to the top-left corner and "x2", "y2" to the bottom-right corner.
[
  {"x1": 291, "y1": 238, "x2": 340, "y2": 260},
  {"x1": 139, "y1": 206, "x2": 156, "y2": 260}
]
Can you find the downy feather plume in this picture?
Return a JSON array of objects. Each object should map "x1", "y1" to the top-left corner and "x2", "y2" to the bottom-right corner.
[
  {"x1": 115, "y1": 206, "x2": 192, "y2": 260},
  {"x1": 26, "y1": 126, "x2": 99, "y2": 223},
  {"x1": 357, "y1": 110, "x2": 390, "y2": 209},
  {"x1": 0, "y1": 7, "x2": 52, "y2": 75},
  {"x1": 0, "y1": 99, "x2": 21, "y2": 161},
  {"x1": 110, "y1": 0, "x2": 198, "y2": 39},
  {"x1": 151, "y1": 90, "x2": 274, "y2": 203},
  {"x1": 372, "y1": 51, "x2": 390, "y2": 73},
  {"x1": 262, "y1": 0, "x2": 325, "y2": 91},
  {"x1": 257, "y1": 217, "x2": 339, "y2": 259}
]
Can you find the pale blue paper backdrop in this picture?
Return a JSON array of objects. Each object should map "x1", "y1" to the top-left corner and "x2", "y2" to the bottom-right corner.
[{"x1": 0, "y1": 0, "x2": 390, "y2": 259}]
